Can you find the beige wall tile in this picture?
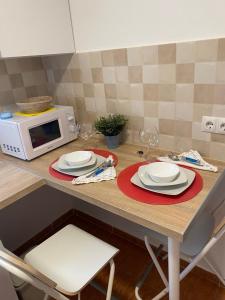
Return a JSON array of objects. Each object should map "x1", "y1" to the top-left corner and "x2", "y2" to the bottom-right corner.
[
  {"x1": 158, "y1": 101, "x2": 175, "y2": 119},
  {"x1": 192, "y1": 139, "x2": 210, "y2": 156},
  {"x1": 141, "y1": 45, "x2": 158, "y2": 65},
  {"x1": 176, "y1": 102, "x2": 193, "y2": 121},
  {"x1": 106, "y1": 99, "x2": 117, "y2": 113},
  {"x1": 83, "y1": 84, "x2": 94, "y2": 97},
  {"x1": 158, "y1": 43, "x2": 176, "y2": 64},
  {"x1": 194, "y1": 84, "x2": 215, "y2": 104},
  {"x1": 174, "y1": 137, "x2": 192, "y2": 152},
  {"x1": 176, "y1": 42, "x2": 195, "y2": 63},
  {"x1": 22, "y1": 70, "x2": 47, "y2": 87},
  {"x1": 117, "y1": 99, "x2": 132, "y2": 116},
  {"x1": 144, "y1": 117, "x2": 159, "y2": 130},
  {"x1": 212, "y1": 104, "x2": 225, "y2": 117},
  {"x1": 175, "y1": 120, "x2": 192, "y2": 137},
  {"x1": 117, "y1": 84, "x2": 129, "y2": 99},
  {"x1": 193, "y1": 103, "x2": 213, "y2": 122},
  {"x1": 159, "y1": 64, "x2": 176, "y2": 83},
  {"x1": 143, "y1": 84, "x2": 159, "y2": 101},
  {"x1": 94, "y1": 84, "x2": 105, "y2": 98},
  {"x1": 195, "y1": 39, "x2": 218, "y2": 62},
  {"x1": 95, "y1": 97, "x2": 107, "y2": 113},
  {"x1": 102, "y1": 67, "x2": 116, "y2": 83},
  {"x1": 216, "y1": 62, "x2": 225, "y2": 83},
  {"x1": 12, "y1": 87, "x2": 27, "y2": 102},
  {"x1": 128, "y1": 66, "x2": 142, "y2": 83},
  {"x1": 5, "y1": 59, "x2": 21, "y2": 74},
  {"x1": 81, "y1": 68, "x2": 92, "y2": 83},
  {"x1": 9, "y1": 74, "x2": 23, "y2": 88},
  {"x1": 0, "y1": 75, "x2": 11, "y2": 91},
  {"x1": 74, "y1": 83, "x2": 84, "y2": 97},
  {"x1": 211, "y1": 133, "x2": 225, "y2": 143},
  {"x1": 113, "y1": 49, "x2": 128, "y2": 66},
  {"x1": 143, "y1": 65, "x2": 159, "y2": 83},
  {"x1": 89, "y1": 52, "x2": 102, "y2": 68},
  {"x1": 176, "y1": 63, "x2": 194, "y2": 83},
  {"x1": 218, "y1": 38, "x2": 225, "y2": 61},
  {"x1": 159, "y1": 119, "x2": 175, "y2": 135},
  {"x1": 159, "y1": 134, "x2": 175, "y2": 151},
  {"x1": 214, "y1": 84, "x2": 225, "y2": 104},
  {"x1": 127, "y1": 47, "x2": 143, "y2": 66},
  {"x1": 129, "y1": 84, "x2": 143, "y2": 101},
  {"x1": 78, "y1": 53, "x2": 90, "y2": 69},
  {"x1": 71, "y1": 69, "x2": 82, "y2": 82},
  {"x1": 84, "y1": 97, "x2": 96, "y2": 112},
  {"x1": 91, "y1": 68, "x2": 103, "y2": 83},
  {"x1": 209, "y1": 142, "x2": 225, "y2": 161},
  {"x1": 0, "y1": 61, "x2": 7, "y2": 75},
  {"x1": 0, "y1": 90, "x2": 14, "y2": 105},
  {"x1": 159, "y1": 84, "x2": 176, "y2": 101},
  {"x1": 115, "y1": 66, "x2": 128, "y2": 83},
  {"x1": 192, "y1": 122, "x2": 210, "y2": 142},
  {"x1": 127, "y1": 116, "x2": 144, "y2": 130},
  {"x1": 144, "y1": 101, "x2": 158, "y2": 117},
  {"x1": 104, "y1": 84, "x2": 117, "y2": 99},
  {"x1": 101, "y1": 50, "x2": 114, "y2": 66},
  {"x1": 176, "y1": 84, "x2": 194, "y2": 102},
  {"x1": 194, "y1": 62, "x2": 216, "y2": 84},
  {"x1": 131, "y1": 100, "x2": 144, "y2": 117}
]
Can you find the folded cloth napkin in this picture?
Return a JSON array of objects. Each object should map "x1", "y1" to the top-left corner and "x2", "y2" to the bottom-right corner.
[
  {"x1": 158, "y1": 149, "x2": 218, "y2": 172},
  {"x1": 72, "y1": 155, "x2": 116, "y2": 185}
]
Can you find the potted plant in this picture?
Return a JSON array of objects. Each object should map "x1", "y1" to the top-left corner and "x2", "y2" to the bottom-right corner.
[{"x1": 94, "y1": 114, "x2": 128, "y2": 149}]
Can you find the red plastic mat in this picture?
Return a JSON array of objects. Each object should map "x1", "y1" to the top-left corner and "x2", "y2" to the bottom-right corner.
[
  {"x1": 117, "y1": 162, "x2": 203, "y2": 205},
  {"x1": 49, "y1": 149, "x2": 118, "y2": 181}
]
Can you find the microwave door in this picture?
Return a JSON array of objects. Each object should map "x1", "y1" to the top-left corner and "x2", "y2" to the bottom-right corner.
[
  {"x1": 29, "y1": 119, "x2": 61, "y2": 149},
  {"x1": 20, "y1": 118, "x2": 64, "y2": 160}
]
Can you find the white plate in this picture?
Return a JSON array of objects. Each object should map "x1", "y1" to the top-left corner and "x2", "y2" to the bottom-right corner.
[
  {"x1": 52, "y1": 154, "x2": 105, "y2": 177},
  {"x1": 146, "y1": 162, "x2": 180, "y2": 183},
  {"x1": 131, "y1": 167, "x2": 196, "y2": 196},
  {"x1": 64, "y1": 150, "x2": 92, "y2": 166},
  {"x1": 57, "y1": 152, "x2": 97, "y2": 170},
  {"x1": 138, "y1": 165, "x2": 187, "y2": 187}
]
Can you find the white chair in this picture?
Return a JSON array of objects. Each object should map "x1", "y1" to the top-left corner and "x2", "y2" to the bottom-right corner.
[
  {"x1": 135, "y1": 170, "x2": 225, "y2": 300},
  {"x1": 0, "y1": 224, "x2": 119, "y2": 300}
]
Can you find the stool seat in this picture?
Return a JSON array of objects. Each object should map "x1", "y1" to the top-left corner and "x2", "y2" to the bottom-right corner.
[{"x1": 24, "y1": 225, "x2": 118, "y2": 295}]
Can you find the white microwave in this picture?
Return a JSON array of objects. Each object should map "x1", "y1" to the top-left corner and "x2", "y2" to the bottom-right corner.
[{"x1": 0, "y1": 105, "x2": 79, "y2": 160}]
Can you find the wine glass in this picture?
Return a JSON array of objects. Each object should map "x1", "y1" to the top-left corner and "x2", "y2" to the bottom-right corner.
[
  {"x1": 78, "y1": 123, "x2": 95, "y2": 148},
  {"x1": 138, "y1": 126, "x2": 159, "y2": 160}
]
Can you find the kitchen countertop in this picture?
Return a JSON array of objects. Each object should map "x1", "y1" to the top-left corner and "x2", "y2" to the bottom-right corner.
[
  {"x1": 0, "y1": 138, "x2": 224, "y2": 241},
  {"x1": 0, "y1": 160, "x2": 45, "y2": 209}
]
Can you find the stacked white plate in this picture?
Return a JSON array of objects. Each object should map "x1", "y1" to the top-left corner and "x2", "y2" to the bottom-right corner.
[
  {"x1": 51, "y1": 151, "x2": 105, "y2": 177},
  {"x1": 131, "y1": 162, "x2": 196, "y2": 196}
]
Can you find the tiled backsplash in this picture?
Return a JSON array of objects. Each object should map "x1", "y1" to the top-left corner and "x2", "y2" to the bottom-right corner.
[
  {"x1": 0, "y1": 57, "x2": 49, "y2": 108},
  {"x1": 1, "y1": 38, "x2": 225, "y2": 160}
]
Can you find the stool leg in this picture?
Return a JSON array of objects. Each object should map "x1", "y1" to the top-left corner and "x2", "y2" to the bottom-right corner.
[
  {"x1": 106, "y1": 259, "x2": 115, "y2": 300},
  {"x1": 78, "y1": 292, "x2": 81, "y2": 300},
  {"x1": 43, "y1": 294, "x2": 50, "y2": 300}
]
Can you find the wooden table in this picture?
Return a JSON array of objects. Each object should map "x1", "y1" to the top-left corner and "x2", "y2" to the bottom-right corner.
[{"x1": 0, "y1": 139, "x2": 224, "y2": 300}]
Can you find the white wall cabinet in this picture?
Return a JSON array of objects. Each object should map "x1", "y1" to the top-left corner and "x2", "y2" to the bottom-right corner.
[{"x1": 0, "y1": 0, "x2": 75, "y2": 58}]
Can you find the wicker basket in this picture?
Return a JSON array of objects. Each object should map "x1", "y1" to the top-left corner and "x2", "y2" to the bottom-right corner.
[{"x1": 16, "y1": 96, "x2": 53, "y2": 113}]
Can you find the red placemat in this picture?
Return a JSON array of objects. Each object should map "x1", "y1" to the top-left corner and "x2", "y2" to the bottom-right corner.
[
  {"x1": 117, "y1": 162, "x2": 203, "y2": 205},
  {"x1": 49, "y1": 149, "x2": 118, "y2": 181}
]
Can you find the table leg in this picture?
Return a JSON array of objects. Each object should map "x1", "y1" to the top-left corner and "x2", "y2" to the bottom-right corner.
[{"x1": 168, "y1": 237, "x2": 180, "y2": 300}]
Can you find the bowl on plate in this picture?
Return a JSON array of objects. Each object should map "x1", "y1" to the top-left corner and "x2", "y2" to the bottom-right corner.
[
  {"x1": 64, "y1": 151, "x2": 92, "y2": 166},
  {"x1": 145, "y1": 162, "x2": 180, "y2": 183}
]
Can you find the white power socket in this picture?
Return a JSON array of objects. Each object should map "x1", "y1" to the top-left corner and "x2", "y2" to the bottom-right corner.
[{"x1": 201, "y1": 116, "x2": 225, "y2": 134}]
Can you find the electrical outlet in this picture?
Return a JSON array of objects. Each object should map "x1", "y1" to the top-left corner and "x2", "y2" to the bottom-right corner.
[
  {"x1": 216, "y1": 117, "x2": 225, "y2": 134},
  {"x1": 201, "y1": 116, "x2": 217, "y2": 133}
]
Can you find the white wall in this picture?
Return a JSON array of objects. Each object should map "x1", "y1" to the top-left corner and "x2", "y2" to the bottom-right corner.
[{"x1": 70, "y1": 0, "x2": 225, "y2": 52}]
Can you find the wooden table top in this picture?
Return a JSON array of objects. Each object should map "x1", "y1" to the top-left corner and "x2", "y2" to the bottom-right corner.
[
  {"x1": 1, "y1": 139, "x2": 224, "y2": 241},
  {"x1": 0, "y1": 160, "x2": 45, "y2": 209}
]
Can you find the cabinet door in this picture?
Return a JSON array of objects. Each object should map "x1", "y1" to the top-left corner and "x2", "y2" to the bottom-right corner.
[{"x1": 0, "y1": 0, "x2": 75, "y2": 58}]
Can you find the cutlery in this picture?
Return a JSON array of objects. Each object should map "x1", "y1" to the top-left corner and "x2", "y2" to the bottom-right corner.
[
  {"x1": 85, "y1": 160, "x2": 114, "y2": 178},
  {"x1": 168, "y1": 152, "x2": 203, "y2": 166}
]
